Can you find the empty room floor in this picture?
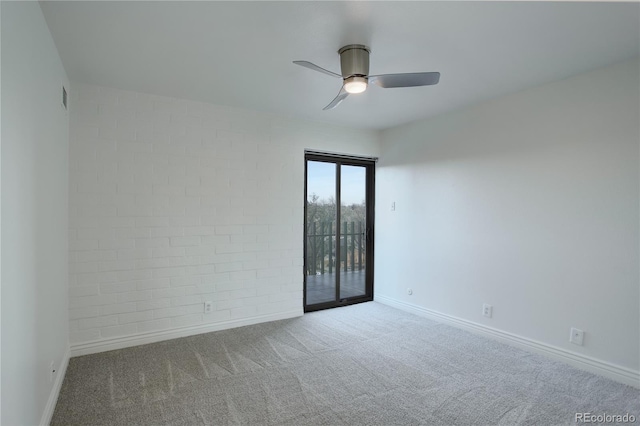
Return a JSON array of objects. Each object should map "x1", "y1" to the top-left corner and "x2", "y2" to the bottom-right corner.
[{"x1": 52, "y1": 302, "x2": 639, "y2": 425}]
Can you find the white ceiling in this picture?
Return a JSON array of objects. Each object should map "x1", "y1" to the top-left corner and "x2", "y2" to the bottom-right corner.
[{"x1": 40, "y1": 1, "x2": 639, "y2": 130}]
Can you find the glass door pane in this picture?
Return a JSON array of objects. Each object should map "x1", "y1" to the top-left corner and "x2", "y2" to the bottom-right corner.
[
  {"x1": 304, "y1": 153, "x2": 374, "y2": 312},
  {"x1": 339, "y1": 165, "x2": 367, "y2": 300},
  {"x1": 305, "y1": 161, "x2": 337, "y2": 305}
]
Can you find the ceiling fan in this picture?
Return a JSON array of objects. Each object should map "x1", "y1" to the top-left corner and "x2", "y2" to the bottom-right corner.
[{"x1": 293, "y1": 44, "x2": 440, "y2": 110}]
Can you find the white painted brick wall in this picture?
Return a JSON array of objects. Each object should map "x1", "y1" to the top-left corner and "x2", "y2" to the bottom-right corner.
[{"x1": 68, "y1": 83, "x2": 379, "y2": 346}]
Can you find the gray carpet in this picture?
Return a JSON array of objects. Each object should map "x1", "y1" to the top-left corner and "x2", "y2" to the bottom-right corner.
[{"x1": 52, "y1": 302, "x2": 639, "y2": 425}]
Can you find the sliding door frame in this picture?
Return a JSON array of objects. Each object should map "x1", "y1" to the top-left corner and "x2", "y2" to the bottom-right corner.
[{"x1": 303, "y1": 152, "x2": 375, "y2": 313}]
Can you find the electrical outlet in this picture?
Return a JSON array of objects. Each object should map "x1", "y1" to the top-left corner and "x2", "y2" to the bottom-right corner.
[
  {"x1": 407, "y1": 288, "x2": 413, "y2": 295},
  {"x1": 570, "y1": 327, "x2": 584, "y2": 346},
  {"x1": 204, "y1": 301, "x2": 213, "y2": 314},
  {"x1": 49, "y1": 361, "x2": 56, "y2": 383},
  {"x1": 482, "y1": 304, "x2": 492, "y2": 318}
]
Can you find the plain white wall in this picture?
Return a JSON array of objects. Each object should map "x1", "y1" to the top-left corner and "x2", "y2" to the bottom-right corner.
[
  {"x1": 376, "y1": 59, "x2": 639, "y2": 372},
  {"x1": 1, "y1": 2, "x2": 70, "y2": 425},
  {"x1": 68, "y1": 83, "x2": 379, "y2": 349}
]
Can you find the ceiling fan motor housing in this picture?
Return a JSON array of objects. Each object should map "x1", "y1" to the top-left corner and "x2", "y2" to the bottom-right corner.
[
  {"x1": 293, "y1": 44, "x2": 440, "y2": 109},
  {"x1": 338, "y1": 44, "x2": 370, "y2": 78}
]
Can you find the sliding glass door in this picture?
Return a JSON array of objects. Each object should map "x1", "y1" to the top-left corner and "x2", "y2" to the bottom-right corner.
[{"x1": 304, "y1": 153, "x2": 374, "y2": 312}]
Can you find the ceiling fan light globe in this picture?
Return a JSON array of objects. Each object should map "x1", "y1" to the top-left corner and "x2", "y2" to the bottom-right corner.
[{"x1": 344, "y1": 76, "x2": 368, "y2": 94}]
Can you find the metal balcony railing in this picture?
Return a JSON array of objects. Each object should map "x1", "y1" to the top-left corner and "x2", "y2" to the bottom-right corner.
[{"x1": 306, "y1": 220, "x2": 366, "y2": 276}]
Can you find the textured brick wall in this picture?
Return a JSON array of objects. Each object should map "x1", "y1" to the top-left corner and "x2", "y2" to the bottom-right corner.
[{"x1": 68, "y1": 83, "x2": 378, "y2": 346}]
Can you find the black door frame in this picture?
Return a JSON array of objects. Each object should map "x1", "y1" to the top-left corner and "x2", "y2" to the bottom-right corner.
[{"x1": 304, "y1": 152, "x2": 375, "y2": 313}]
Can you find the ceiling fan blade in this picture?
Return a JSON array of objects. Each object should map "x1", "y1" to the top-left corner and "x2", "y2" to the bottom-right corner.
[
  {"x1": 369, "y1": 72, "x2": 440, "y2": 88},
  {"x1": 323, "y1": 86, "x2": 349, "y2": 110},
  {"x1": 293, "y1": 61, "x2": 341, "y2": 78}
]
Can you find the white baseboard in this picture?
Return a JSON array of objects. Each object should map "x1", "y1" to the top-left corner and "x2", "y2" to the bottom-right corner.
[
  {"x1": 375, "y1": 295, "x2": 639, "y2": 388},
  {"x1": 70, "y1": 309, "x2": 302, "y2": 357},
  {"x1": 40, "y1": 347, "x2": 70, "y2": 426}
]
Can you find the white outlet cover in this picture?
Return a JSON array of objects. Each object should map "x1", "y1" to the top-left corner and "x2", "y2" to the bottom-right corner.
[
  {"x1": 482, "y1": 304, "x2": 493, "y2": 318},
  {"x1": 570, "y1": 327, "x2": 584, "y2": 346},
  {"x1": 49, "y1": 361, "x2": 56, "y2": 383}
]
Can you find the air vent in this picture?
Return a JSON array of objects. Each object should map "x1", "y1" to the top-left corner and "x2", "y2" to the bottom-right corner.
[{"x1": 62, "y1": 86, "x2": 67, "y2": 110}]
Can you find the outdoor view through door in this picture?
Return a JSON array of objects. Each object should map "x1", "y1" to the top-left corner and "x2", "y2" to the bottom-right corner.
[{"x1": 304, "y1": 152, "x2": 374, "y2": 312}]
